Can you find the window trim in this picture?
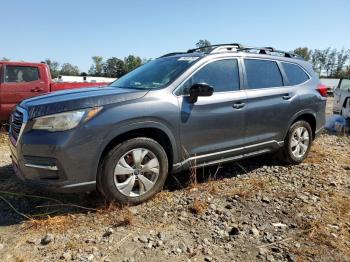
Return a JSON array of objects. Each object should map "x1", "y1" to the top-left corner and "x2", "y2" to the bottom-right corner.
[
  {"x1": 242, "y1": 58, "x2": 285, "y2": 91},
  {"x1": 0, "y1": 64, "x2": 3, "y2": 83},
  {"x1": 338, "y1": 78, "x2": 350, "y2": 91},
  {"x1": 173, "y1": 57, "x2": 243, "y2": 96},
  {"x1": 280, "y1": 61, "x2": 311, "y2": 87},
  {"x1": 4, "y1": 65, "x2": 41, "y2": 84}
]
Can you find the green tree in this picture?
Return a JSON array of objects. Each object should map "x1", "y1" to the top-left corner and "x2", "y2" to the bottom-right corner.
[
  {"x1": 324, "y1": 49, "x2": 337, "y2": 77},
  {"x1": 124, "y1": 55, "x2": 142, "y2": 73},
  {"x1": 44, "y1": 59, "x2": 60, "y2": 78},
  {"x1": 88, "y1": 56, "x2": 104, "y2": 76},
  {"x1": 310, "y1": 49, "x2": 322, "y2": 75},
  {"x1": 60, "y1": 63, "x2": 80, "y2": 76},
  {"x1": 335, "y1": 48, "x2": 349, "y2": 77},
  {"x1": 142, "y1": 58, "x2": 152, "y2": 64},
  {"x1": 293, "y1": 47, "x2": 311, "y2": 61},
  {"x1": 196, "y1": 39, "x2": 211, "y2": 48},
  {"x1": 103, "y1": 57, "x2": 126, "y2": 78}
]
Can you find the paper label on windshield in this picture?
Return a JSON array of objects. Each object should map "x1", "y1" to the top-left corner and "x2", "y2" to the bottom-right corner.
[{"x1": 178, "y1": 57, "x2": 199, "y2": 62}]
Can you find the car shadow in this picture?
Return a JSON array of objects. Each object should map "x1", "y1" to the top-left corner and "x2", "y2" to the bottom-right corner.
[
  {"x1": 0, "y1": 164, "x2": 106, "y2": 227},
  {"x1": 164, "y1": 153, "x2": 281, "y2": 191},
  {"x1": 0, "y1": 154, "x2": 282, "y2": 227}
]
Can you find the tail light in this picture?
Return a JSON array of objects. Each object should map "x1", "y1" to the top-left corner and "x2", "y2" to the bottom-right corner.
[{"x1": 316, "y1": 84, "x2": 328, "y2": 97}]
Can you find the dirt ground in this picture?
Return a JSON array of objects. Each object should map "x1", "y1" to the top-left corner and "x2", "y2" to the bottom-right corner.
[{"x1": 0, "y1": 97, "x2": 349, "y2": 262}]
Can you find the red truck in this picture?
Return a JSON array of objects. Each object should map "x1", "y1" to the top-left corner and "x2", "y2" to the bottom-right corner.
[{"x1": 0, "y1": 61, "x2": 109, "y2": 122}]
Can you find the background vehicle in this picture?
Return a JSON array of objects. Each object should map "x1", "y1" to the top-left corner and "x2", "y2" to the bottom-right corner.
[
  {"x1": 55, "y1": 75, "x2": 116, "y2": 83},
  {"x1": 0, "y1": 61, "x2": 110, "y2": 122},
  {"x1": 9, "y1": 44, "x2": 327, "y2": 205},
  {"x1": 333, "y1": 78, "x2": 350, "y2": 119}
]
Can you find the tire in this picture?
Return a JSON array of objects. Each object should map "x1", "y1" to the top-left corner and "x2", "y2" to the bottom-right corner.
[
  {"x1": 278, "y1": 120, "x2": 313, "y2": 164},
  {"x1": 98, "y1": 137, "x2": 168, "y2": 205}
]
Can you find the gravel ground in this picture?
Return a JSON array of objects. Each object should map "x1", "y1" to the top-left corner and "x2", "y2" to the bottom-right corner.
[{"x1": 0, "y1": 98, "x2": 349, "y2": 262}]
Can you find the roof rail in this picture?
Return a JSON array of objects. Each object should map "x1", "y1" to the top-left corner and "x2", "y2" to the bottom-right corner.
[
  {"x1": 160, "y1": 44, "x2": 303, "y2": 60},
  {"x1": 159, "y1": 52, "x2": 188, "y2": 58},
  {"x1": 187, "y1": 43, "x2": 243, "y2": 53},
  {"x1": 238, "y1": 46, "x2": 302, "y2": 59}
]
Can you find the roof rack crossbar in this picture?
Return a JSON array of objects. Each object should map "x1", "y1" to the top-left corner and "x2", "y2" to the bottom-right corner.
[
  {"x1": 159, "y1": 44, "x2": 303, "y2": 60},
  {"x1": 238, "y1": 46, "x2": 302, "y2": 59},
  {"x1": 187, "y1": 43, "x2": 243, "y2": 53}
]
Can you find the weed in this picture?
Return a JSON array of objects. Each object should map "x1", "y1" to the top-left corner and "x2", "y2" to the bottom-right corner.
[
  {"x1": 189, "y1": 198, "x2": 208, "y2": 215},
  {"x1": 24, "y1": 215, "x2": 74, "y2": 232}
]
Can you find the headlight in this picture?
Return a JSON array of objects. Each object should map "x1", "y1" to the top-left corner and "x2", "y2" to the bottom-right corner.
[{"x1": 32, "y1": 107, "x2": 103, "y2": 132}]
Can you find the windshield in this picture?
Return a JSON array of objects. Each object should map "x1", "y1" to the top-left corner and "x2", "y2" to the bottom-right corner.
[{"x1": 109, "y1": 56, "x2": 200, "y2": 90}]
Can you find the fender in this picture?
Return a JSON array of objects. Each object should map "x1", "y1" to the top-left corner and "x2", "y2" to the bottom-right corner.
[
  {"x1": 284, "y1": 109, "x2": 317, "y2": 138},
  {"x1": 97, "y1": 118, "x2": 180, "y2": 165}
]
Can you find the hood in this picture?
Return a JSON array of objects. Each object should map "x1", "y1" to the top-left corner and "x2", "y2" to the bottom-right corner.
[{"x1": 20, "y1": 86, "x2": 148, "y2": 119}]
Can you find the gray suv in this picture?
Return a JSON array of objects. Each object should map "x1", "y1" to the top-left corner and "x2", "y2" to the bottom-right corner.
[{"x1": 9, "y1": 44, "x2": 327, "y2": 204}]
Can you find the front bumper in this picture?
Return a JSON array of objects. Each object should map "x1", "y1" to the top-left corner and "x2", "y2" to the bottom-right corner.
[{"x1": 9, "y1": 110, "x2": 101, "y2": 193}]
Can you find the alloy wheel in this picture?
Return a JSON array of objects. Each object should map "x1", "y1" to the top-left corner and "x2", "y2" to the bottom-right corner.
[
  {"x1": 290, "y1": 127, "x2": 310, "y2": 158},
  {"x1": 113, "y1": 148, "x2": 160, "y2": 197}
]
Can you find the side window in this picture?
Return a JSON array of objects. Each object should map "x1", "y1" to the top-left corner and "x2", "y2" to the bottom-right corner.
[
  {"x1": 182, "y1": 59, "x2": 240, "y2": 94},
  {"x1": 5, "y1": 66, "x2": 40, "y2": 83},
  {"x1": 282, "y1": 62, "x2": 309, "y2": 85},
  {"x1": 339, "y1": 79, "x2": 350, "y2": 91},
  {"x1": 244, "y1": 59, "x2": 283, "y2": 89}
]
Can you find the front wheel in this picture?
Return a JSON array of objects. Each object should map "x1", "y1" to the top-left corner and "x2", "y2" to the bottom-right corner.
[
  {"x1": 98, "y1": 137, "x2": 168, "y2": 205},
  {"x1": 278, "y1": 120, "x2": 312, "y2": 164}
]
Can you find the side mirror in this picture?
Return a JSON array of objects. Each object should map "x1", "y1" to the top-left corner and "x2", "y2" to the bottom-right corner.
[{"x1": 189, "y1": 83, "x2": 214, "y2": 103}]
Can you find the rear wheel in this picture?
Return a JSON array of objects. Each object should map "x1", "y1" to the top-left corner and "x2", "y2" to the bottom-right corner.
[
  {"x1": 278, "y1": 120, "x2": 312, "y2": 164},
  {"x1": 98, "y1": 137, "x2": 168, "y2": 205}
]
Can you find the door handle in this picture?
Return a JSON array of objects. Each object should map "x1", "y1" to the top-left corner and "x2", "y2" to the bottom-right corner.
[
  {"x1": 232, "y1": 102, "x2": 246, "y2": 109},
  {"x1": 282, "y1": 94, "x2": 292, "y2": 100},
  {"x1": 31, "y1": 87, "x2": 43, "y2": 92}
]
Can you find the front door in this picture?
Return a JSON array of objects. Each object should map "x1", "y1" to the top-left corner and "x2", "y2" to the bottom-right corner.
[
  {"x1": 0, "y1": 65, "x2": 46, "y2": 120},
  {"x1": 333, "y1": 78, "x2": 350, "y2": 114},
  {"x1": 178, "y1": 58, "x2": 247, "y2": 165}
]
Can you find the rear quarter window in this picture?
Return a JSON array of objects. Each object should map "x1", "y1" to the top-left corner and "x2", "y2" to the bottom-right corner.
[
  {"x1": 244, "y1": 59, "x2": 283, "y2": 89},
  {"x1": 282, "y1": 62, "x2": 309, "y2": 85}
]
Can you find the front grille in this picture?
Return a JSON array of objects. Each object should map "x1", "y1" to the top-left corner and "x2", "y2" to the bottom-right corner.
[{"x1": 10, "y1": 110, "x2": 24, "y2": 141}]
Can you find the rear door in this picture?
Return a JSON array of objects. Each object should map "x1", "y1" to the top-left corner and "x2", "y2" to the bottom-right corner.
[
  {"x1": 0, "y1": 65, "x2": 47, "y2": 120},
  {"x1": 333, "y1": 78, "x2": 350, "y2": 114},
  {"x1": 243, "y1": 59, "x2": 303, "y2": 148}
]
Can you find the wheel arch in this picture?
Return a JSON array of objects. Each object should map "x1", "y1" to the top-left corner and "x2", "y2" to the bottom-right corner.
[
  {"x1": 97, "y1": 122, "x2": 178, "y2": 177},
  {"x1": 288, "y1": 111, "x2": 316, "y2": 140}
]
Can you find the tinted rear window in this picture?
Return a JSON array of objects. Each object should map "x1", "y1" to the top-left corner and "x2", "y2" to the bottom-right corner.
[
  {"x1": 282, "y1": 62, "x2": 309, "y2": 85},
  {"x1": 244, "y1": 59, "x2": 283, "y2": 89}
]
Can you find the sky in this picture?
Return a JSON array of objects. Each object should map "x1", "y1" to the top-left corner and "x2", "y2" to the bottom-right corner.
[{"x1": 1, "y1": 0, "x2": 349, "y2": 72}]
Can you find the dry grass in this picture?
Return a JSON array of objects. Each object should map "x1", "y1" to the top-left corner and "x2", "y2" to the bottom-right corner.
[
  {"x1": 153, "y1": 190, "x2": 174, "y2": 205},
  {"x1": 113, "y1": 209, "x2": 134, "y2": 227},
  {"x1": 24, "y1": 215, "x2": 74, "y2": 232},
  {"x1": 0, "y1": 132, "x2": 8, "y2": 144},
  {"x1": 95, "y1": 203, "x2": 135, "y2": 228},
  {"x1": 294, "y1": 191, "x2": 350, "y2": 260},
  {"x1": 189, "y1": 158, "x2": 197, "y2": 188},
  {"x1": 306, "y1": 135, "x2": 350, "y2": 166},
  {"x1": 305, "y1": 142, "x2": 328, "y2": 164},
  {"x1": 228, "y1": 176, "x2": 270, "y2": 199},
  {"x1": 189, "y1": 198, "x2": 208, "y2": 215}
]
